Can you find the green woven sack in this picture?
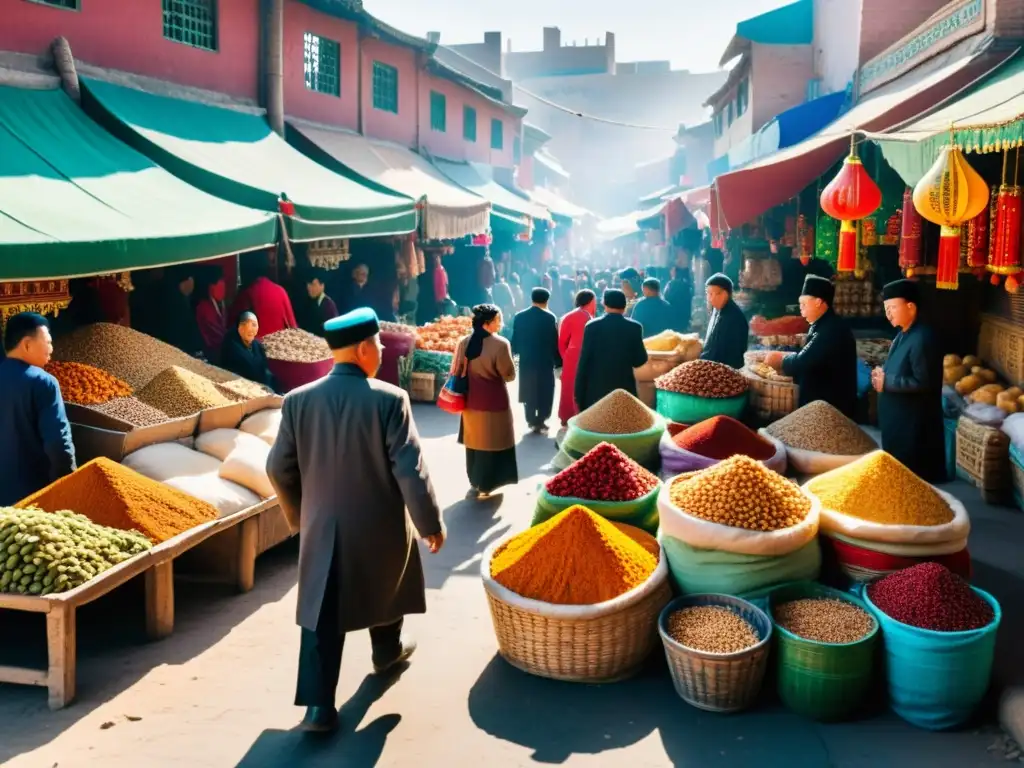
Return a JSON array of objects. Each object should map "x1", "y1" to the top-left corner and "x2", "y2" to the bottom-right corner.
[
  {"x1": 560, "y1": 415, "x2": 666, "y2": 472},
  {"x1": 660, "y1": 536, "x2": 821, "y2": 596},
  {"x1": 768, "y1": 582, "x2": 879, "y2": 721},
  {"x1": 655, "y1": 390, "x2": 747, "y2": 424},
  {"x1": 530, "y1": 485, "x2": 661, "y2": 535}
]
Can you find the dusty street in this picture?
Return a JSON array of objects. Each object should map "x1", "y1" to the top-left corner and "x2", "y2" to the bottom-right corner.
[{"x1": 0, "y1": 384, "x2": 1020, "y2": 767}]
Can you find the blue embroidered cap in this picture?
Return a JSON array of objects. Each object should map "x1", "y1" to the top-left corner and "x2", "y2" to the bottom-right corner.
[{"x1": 324, "y1": 307, "x2": 380, "y2": 349}]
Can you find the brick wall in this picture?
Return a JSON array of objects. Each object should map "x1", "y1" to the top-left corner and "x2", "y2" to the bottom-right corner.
[
  {"x1": 750, "y1": 43, "x2": 814, "y2": 130},
  {"x1": 858, "y1": 0, "x2": 951, "y2": 65}
]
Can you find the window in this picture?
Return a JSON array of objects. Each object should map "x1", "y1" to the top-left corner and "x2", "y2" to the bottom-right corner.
[
  {"x1": 736, "y1": 78, "x2": 749, "y2": 117},
  {"x1": 162, "y1": 0, "x2": 218, "y2": 51},
  {"x1": 303, "y1": 33, "x2": 340, "y2": 97},
  {"x1": 463, "y1": 106, "x2": 477, "y2": 142},
  {"x1": 372, "y1": 61, "x2": 399, "y2": 113},
  {"x1": 490, "y1": 118, "x2": 503, "y2": 151},
  {"x1": 29, "y1": 0, "x2": 79, "y2": 8},
  {"x1": 713, "y1": 112, "x2": 723, "y2": 138},
  {"x1": 726, "y1": 102, "x2": 734, "y2": 126},
  {"x1": 430, "y1": 91, "x2": 446, "y2": 132},
  {"x1": 513, "y1": 136, "x2": 521, "y2": 165}
]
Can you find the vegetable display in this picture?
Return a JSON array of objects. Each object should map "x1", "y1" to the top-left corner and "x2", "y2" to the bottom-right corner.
[
  {"x1": 545, "y1": 443, "x2": 659, "y2": 502},
  {"x1": 416, "y1": 316, "x2": 472, "y2": 354},
  {"x1": 945, "y1": 354, "x2": 1021, "y2": 412},
  {"x1": 412, "y1": 349, "x2": 454, "y2": 376}
]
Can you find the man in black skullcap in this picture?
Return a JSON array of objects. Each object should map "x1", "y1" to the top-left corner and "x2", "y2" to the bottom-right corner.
[
  {"x1": 512, "y1": 287, "x2": 562, "y2": 433},
  {"x1": 699, "y1": 273, "x2": 749, "y2": 369},
  {"x1": 574, "y1": 288, "x2": 648, "y2": 410},
  {"x1": 267, "y1": 307, "x2": 444, "y2": 732},
  {"x1": 872, "y1": 279, "x2": 946, "y2": 481},
  {"x1": 765, "y1": 275, "x2": 858, "y2": 418}
]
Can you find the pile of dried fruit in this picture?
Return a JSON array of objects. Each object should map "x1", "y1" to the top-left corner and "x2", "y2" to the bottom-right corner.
[
  {"x1": 262, "y1": 328, "x2": 331, "y2": 363},
  {"x1": 136, "y1": 366, "x2": 234, "y2": 418},
  {"x1": 575, "y1": 389, "x2": 656, "y2": 434},
  {"x1": 89, "y1": 397, "x2": 170, "y2": 427},
  {"x1": 416, "y1": 316, "x2": 472, "y2": 354},
  {"x1": 655, "y1": 359, "x2": 747, "y2": 398},
  {"x1": 773, "y1": 597, "x2": 875, "y2": 643},
  {"x1": 673, "y1": 416, "x2": 774, "y2": 461},
  {"x1": 666, "y1": 605, "x2": 760, "y2": 653},
  {"x1": 805, "y1": 451, "x2": 954, "y2": 526},
  {"x1": 669, "y1": 455, "x2": 811, "y2": 531},
  {"x1": 546, "y1": 443, "x2": 659, "y2": 502},
  {"x1": 45, "y1": 361, "x2": 133, "y2": 405},
  {"x1": 765, "y1": 400, "x2": 876, "y2": 455},
  {"x1": 868, "y1": 563, "x2": 994, "y2": 632}
]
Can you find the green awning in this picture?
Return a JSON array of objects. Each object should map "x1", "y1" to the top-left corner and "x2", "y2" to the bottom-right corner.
[
  {"x1": 0, "y1": 85, "x2": 278, "y2": 281},
  {"x1": 82, "y1": 78, "x2": 417, "y2": 242},
  {"x1": 872, "y1": 53, "x2": 1024, "y2": 187},
  {"x1": 431, "y1": 157, "x2": 551, "y2": 226}
]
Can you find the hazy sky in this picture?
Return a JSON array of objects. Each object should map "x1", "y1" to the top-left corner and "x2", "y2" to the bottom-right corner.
[{"x1": 365, "y1": 0, "x2": 793, "y2": 72}]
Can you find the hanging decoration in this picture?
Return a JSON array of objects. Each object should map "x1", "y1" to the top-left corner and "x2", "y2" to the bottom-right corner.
[
  {"x1": 0, "y1": 279, "x2": 71, "y2": 327},
  {"x1": 912, "y1": 138, "x2": 990, "y2": 290},
  {"x1": 988, "y1": 149, "x2": 1022, "y2": 292},
  {"x1": 796, "y1": 214, "x2": 814, "y2": 265},
  {"x1": 961, "y1": 207, "x2": 989, "y2": 274},
  {"x1": 898, "y1": 188, "x2": 922, "y2": 276},
  {"x1": 815, "y1": 209, "x2": 838, "y2": 266},
  {"x1": 819, "y1": 138, "x2": 882, "y2": 272},
  {"x1": 307, "y1": 238, "x2": 350, "y2": 271}
]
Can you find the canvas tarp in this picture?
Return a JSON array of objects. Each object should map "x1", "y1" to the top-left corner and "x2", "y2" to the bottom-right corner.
[
  {"x1": 431, "y1": 157, "x2": 551, "y2": 225},
  {"x1": 0, "y1": 85, "x2": 278, "y2": 280}
]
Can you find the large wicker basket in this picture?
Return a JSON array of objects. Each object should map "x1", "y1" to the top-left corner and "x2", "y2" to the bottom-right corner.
[
  {"x1": 481, "y1": 537, "x2": 672, "y2": 683},
  {"x1": 658, "y1": 594, "x2": 772, "y2": 713},
  {"x1": 740, "y1": 365, "x2": 797, "y2": 423},
  {"x1": 956, "y1": 417, "x2": 1010, "y2": 503}
]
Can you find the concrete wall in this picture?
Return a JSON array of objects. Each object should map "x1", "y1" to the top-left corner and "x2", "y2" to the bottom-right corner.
[
  {"x1": 858, "y1": 0, "x2": 951, "y2": 66},
  {"x1": 417, "y1": 72, "x2": 517, "y2": 167},
  {"x1": 813, "y1": 0, "x2": 861, "y2": 94},
  {"x1": 445, "y1": 31, "x2": 503, "y2": 76},
  {"x1": 750, "y1": 43, "x2": 814, "y2": 130},
  {"x1": 0, "y1": 0, "x2": 260, "y2": 99}
]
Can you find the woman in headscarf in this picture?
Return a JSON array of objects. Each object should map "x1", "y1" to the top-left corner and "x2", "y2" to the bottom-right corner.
[
  {"x1": 221, "y1": 312, "x2": 279, "y2": 392},
  {"x1": 453, "y1": 304, "x2": 518, "y2": 498}
]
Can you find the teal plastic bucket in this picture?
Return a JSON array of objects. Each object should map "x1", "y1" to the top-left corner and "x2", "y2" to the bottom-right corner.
[{"x1": 655, "y1": 390, "x2": 748, "y2": 424}]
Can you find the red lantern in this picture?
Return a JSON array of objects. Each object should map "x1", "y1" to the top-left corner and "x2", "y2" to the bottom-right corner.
[
  {"x1": 989, "y1": 153, "x2": 1022, "y2": 289},
  {"x1": 963, "y1": 206, "x2": 989, "y2": 274},
  {"x1": 898, "y1": 188, "x2": 922, "y2": 277},
  {"x1": 819, "y1": 143, "x2": 882, "y2": 273},
  {"x1": 278, "y1": 195, "x2": 295, "y2": 216}
]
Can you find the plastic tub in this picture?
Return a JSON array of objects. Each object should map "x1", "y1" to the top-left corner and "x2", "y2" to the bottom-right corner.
[
  {"x1": 267, "y1": 357, "x2": 333, "y2": 393},
  {"x1": 655, "y1": 390, "x2": 748, "y2": 424}
]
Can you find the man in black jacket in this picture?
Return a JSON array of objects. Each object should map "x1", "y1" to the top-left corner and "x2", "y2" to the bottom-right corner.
[
  {"x1": 512, "y1": 288, "x2": 562, "y2": 433},
  {"x1": 699, "y1": 273, "x2": 748, "y2": 369},
  {"x1": 574, "y1": 289, "x2": 648, "y2": 410},
  {"x1": 765, "y1": 275, "x2": 858, "y2": 419}
]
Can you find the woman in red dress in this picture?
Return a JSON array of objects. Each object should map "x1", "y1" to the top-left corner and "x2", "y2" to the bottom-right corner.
[{"x1": 557, "y1": 289, "x2": 597, "y2": 426}]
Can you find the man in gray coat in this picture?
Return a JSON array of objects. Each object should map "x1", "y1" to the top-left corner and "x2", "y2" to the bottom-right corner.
[{"x1": 267, "y1": 307, "x2": 445, "y2": 733}]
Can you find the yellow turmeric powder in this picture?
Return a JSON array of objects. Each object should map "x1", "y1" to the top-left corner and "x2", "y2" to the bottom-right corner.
[{"x1": 491, "y1": 505, "x2": 657, "y2": 605}]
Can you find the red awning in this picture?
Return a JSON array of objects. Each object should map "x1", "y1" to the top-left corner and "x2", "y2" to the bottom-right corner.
[{"x1": 711, "y1": 37, "x2": 1006, "y2": 230}]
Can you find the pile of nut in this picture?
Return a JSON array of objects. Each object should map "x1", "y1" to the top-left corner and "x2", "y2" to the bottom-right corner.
[
  {"x1": 262, "y1": 328, "x2": 332, "y2": 363},
  {"x1": 380, "y1": 321, "x2": 417, "y2": 337},
  {"x1": 655, "y1": 359, "x2": 747, "y2": 398},
  {"x1": 136, "y1": 366, "x2": 234, "y2": 418},
  {"x1": 667, "y1": 605, "x2": 760, "y2": 653},
  {"x1": 668, "y1": 455, "x2": 811, "y2": 531},
  {"x1": 89, "y1": 397, "x2": 171, "y2": 427},
  {"x1": 575, "y1": 389, "x2": 656, "y2": 434},
  {"x1": 765, "y1": 400, "x2": 877, "y2": 455},
  {"x1": 45, "y1": 361, "x2": 133, "y2": 405},
  {"x1": 773, "y1": 597, "x2": 875, "y2": 643}
]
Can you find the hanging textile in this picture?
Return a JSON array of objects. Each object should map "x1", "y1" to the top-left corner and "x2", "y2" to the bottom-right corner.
[{"x1": 898, "y1": 188, "x2": 922, "y2": 277}]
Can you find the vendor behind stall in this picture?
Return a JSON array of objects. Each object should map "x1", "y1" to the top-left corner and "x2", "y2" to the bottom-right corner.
[
  {"x1": 195, "y1": 266, "x2": 228, "y2": 363},
  {"x1": 765, "y1": 275, "x2": 858, "y2": 419},
  {"x1": 221, "y1": 312, "x2": 278, "y2": 392},
  {"x1": 233, "y1": 254, "x2": 297, "y2": 339},
  {"x1": 156, "y1": 265, "x2": 205, "y2": 358},
  {"x1": 872, "y1": 279, "x2": 945, "y2": 482},
  {"x1": 0, "y1": 313, "x2": 76, "y2": 506},
  {"x1": 297, "y1": 268, "x2": 339, "y2": 337},
  {"x1": 699, "y1": 273, "x2": 748, "y2": 369}
]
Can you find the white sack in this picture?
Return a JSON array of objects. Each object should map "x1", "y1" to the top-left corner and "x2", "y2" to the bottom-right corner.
[
  {"x1": 122, "y1": 442, "x2": 222, "y2": 483},
  {"x1": 239, "y1": 408, "x2": 282, "y2": 447},
  {"x1": 163, "y1": 473, "x2": 261, "y2": 518}
]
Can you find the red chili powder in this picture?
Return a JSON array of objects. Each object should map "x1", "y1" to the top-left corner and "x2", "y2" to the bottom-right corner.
[
  {"x1": 867, "y1": 562, "x2": 994, "y2": 632},
  {"x1": 672, "y1": 416, "x2": 774, "y2": 461}
]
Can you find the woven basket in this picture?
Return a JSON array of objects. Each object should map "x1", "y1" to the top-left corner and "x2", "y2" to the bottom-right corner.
[
  {"x1": 979, "y1": 314, "x2": 1024, "y2": 386},
  {"x1": 481, "y1": 537, "x2": 671, "y2": 683},
  {"x1": 741, "y1": 366, "x2": 797, "y2": 423},
  {"x1": 658, "y1": 594, "x2": 772, "y2": 713},
  {"x1": 956, "y1": 417, "x2": 1010, "y2": 502}
]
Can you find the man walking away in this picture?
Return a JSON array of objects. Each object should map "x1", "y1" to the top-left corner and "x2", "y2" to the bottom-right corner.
[
  {"x1": 700, "y1": 274, "x2": 748, "y2": 369},
  {"x1": 630, "y1": 278, "x2": 676, "y2": 338},
  {"x1": 574, "y1": 289, "x2": 648, "y2": 410},
  {"x1": 267, "y1": 307, "x2": 444, "y2": 733},
  {"x1": 512, "y1": 288, "x2": 562, "y2": 433}
]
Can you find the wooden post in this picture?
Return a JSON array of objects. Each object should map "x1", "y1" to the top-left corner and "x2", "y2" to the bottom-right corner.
[
  {"x1": 46, "y1": 604, "x2": 76, "y2": 710},
  {"x1": 237, "y1": 517, "x2": 259, "y2": 593},
  {"x1": 145, "y1": 561, "x2": 175, "y2": 640}
]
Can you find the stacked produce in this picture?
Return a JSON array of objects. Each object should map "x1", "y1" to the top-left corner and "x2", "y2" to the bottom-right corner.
[
  {"x1": 555, "y1": 390, "x2": 665, "y2": 472},
  {"x1": 773, "y1": 597, "x2": 875, "y2": 643},
  {"x1": 412, "y1": 348, "x2": 454, "y2": 377},
  {"x1": 0, "y1": 507, "x2": 152, "y2": 595},
  {"x1": 655, "y1": 360, "x2": 748, "y2": 424},
  {"x1": 45, "y1": 362, "x2": 133, "y2": 405},
  {"x1": 658, "y1": 457, "x2": 821, "y2": 596},
  {"x1": 416, "y1": 316, "x2": 472, "y2": 354},
  {"x1": 137, "y1": 366, "x2": 234, "y2": 418},
  {"x1": 16, "y1": 458, "x2": 218, "y2": 543},
  {"x1": 262, "y1": 328, "x2": 331, "y2": 363},
  {"x1": 945, "y1": 354, "x2": 1021, "y2": 413},
  {"x1": 666, "y1": 605, "x2": 759, "y2": 653},
  {"x1": 380, "y1": 321, "x2": 417, "y2": 336},
  {"x1": 804, "y1": 451, "x2": 971, "y2": 582},
  {"x1": 764, "y1": 400, "x2": 876, "y2": 473},
  {"x1": 661, "y1": 416, "x2": 786, "y2": 476}
]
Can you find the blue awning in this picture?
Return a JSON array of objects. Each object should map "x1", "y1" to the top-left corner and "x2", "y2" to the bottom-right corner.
[{"x1": 728, "y1": 91, "x2": 848, "y2": 171}]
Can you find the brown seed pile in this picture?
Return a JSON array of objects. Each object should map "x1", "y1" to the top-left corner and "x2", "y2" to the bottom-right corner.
[
  {"x1": 575, "y1": 389, "x2": 656, "y2": 434},
  {"x1": 655, "y1": 359, "x2": 747, "y2": 398},
  {"x1": 667, "y1": 605, "x2": 760, "y2": 653},
  {"x1": 217, "y1": 378, "x2": 273, "y2": 401},
  {"x1": 773, "y1": 597, "x2": 875, "y2": 643},
  {"x1": 262, "y1": 328, "x2": 332, "y2": 363},
  {"x1": 380, "y1": 321, "x2": 418, "y2": 336},
  {"x1": 765, "y1": 400, "x2": 877, "y2": 455},
  {"x1": 89, "y1": 397, "x2": 170, "y2": 427},
  {"x1": 136, "y1": 366, "x2": 234, "y2": 418},
  {"x1": 669, "y1": 455, "x2": 811, "y2": 531},
  {"x1": 52, "y1": 322, "x2": 235, "y2": 389}
]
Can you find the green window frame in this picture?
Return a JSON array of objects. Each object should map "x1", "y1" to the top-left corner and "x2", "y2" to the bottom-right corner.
[
  {"x1": 162, "y1": 0, "x2": 218, "y2": 52},
  {"x1": 490, "y1": 118, "x2": 503, "y2": 151},
  {"x1": 372, "y1": 61, "x2": 399, "y2": 114},
  {"x1": 463, "y1": 106, "x2": 477, "y2": 142},
  {"x1": 430, "y1": 91, "x2": 446, "y2": 132},
  {"x1": 303, "y1": 32, "x2": 340, "y2": 97},
  {"x1": 29, "y1": 0, "x2": 79, "y2": 9}
]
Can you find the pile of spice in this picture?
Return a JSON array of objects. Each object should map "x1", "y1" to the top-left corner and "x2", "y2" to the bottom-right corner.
[
  {"x1": 16, "y1": 457, "x2": 218, "y2": 543},
  {"x1": 262, "y1": 328, "x2": 332, "y2": 363},
  {"x1": 218, "y1": 378, "x2": 273, "y2": 400},
  {"x1": 546, "y1": 443, "x2": 659, "y2": 502},
  {"x1": 773, "y1": 598, "x2": 875, "y2": 643},
  {"x1": 666, "y1": 605, "x2": 760, "y2": 653},
  {"x1": 655, "y1": 360, "x2": 747, "y2": 399},
  {"x1": 136, "y1": 366, "x2": 234, "y2": 418},
  {"x1": 490, "y1": 505, "x2": 657, "y2": 605},
  {"x1": 805, "y1": 451, "x2": 953, "y2": 526},
  {"x1": 673, "y1": 416, "x2": 774, "y2": 461},
  {"x1": 89, "y1": 397, "x2": 170, "y2": 427},
  {"x1": 45, "y1": 361, "x2": 133, "y2": 405},
  {"x1": 764, "y1": 400, "x2": 877, "y2": 455},
  {"x1": 575, "y1": 389, "x2": 657, "y2": 434},
  {"x1": 669, "y1": 455, "x2": 811, "y2": 531},
  {"x1": 868, "y1": 563, "x2": 994, "y2": 632},
  {"x1": 612, "y1": 522, "x2": 660, "y2": 557}
]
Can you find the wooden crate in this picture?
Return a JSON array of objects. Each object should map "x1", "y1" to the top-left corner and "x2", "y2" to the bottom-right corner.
[
  {"x1": 956, "y1": 417, "x2": 1011, "y2": 503},
  {"x1": 409, "y1": 371, "x2": 441, "y2": 402}
]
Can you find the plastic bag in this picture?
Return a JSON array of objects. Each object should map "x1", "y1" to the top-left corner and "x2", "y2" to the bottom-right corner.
[
  {"x1": 1001, "y1": 412, "x2": 1024, "y2": 451},
  {"x1": 963, "y1": 403, "x2": 1006, "y2": 427},
  {"x1": 531, "y1": 486, "x2": 660, "y2": 535}
]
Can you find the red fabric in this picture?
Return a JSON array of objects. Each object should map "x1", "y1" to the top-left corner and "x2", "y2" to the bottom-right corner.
[
  {"x1": 232, "y1": 276, "x2": 297, "y2": 339},
  {"x1": 826, "y1": 536, "x2": 972, "y2": 581},
  {"x1": 466, "y1": 373, "x2": 510, "y2": 412},
  {"x1": 433, "y1": 265, "x2": 449, "y2": 301},
  {"x1": 195, "y1": 298, "x2": 227, "y2": 358},
  {"x1": 557, "y1": 307, "x2": 591, "y2": 425}
]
